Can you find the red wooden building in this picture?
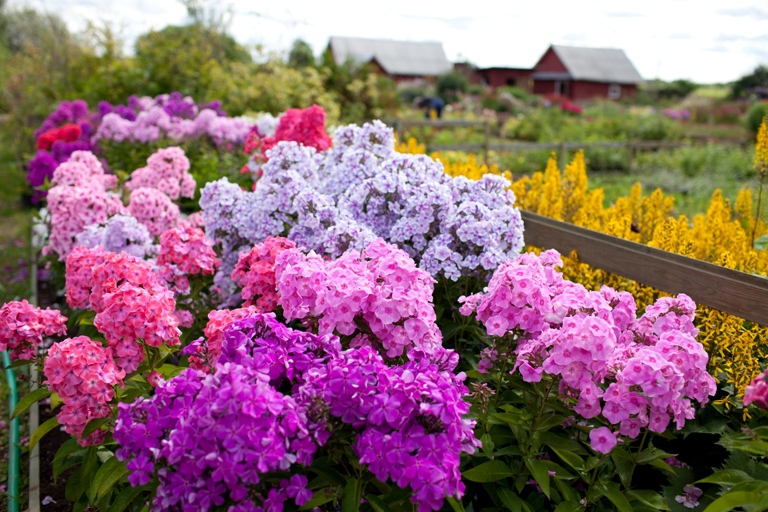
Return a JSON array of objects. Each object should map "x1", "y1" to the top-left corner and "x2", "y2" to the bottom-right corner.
[
  {"x1": 477, "y1": 67, "x2": 533, "y2": 90},
  {"x1": 531, "y1": 45, "x2": 642, "y2": 100}
]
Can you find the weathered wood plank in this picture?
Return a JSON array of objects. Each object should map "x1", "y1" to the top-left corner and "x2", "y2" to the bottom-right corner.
[{"x1": 521, "y1": 210, "x2": 768, "y2": 325}]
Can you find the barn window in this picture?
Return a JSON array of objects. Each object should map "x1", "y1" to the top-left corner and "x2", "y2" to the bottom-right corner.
[{"x1": 608, "y1": 84, "x2": 621, "y2": 99}]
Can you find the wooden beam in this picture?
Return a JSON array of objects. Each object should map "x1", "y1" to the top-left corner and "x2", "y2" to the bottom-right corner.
[{"x1": 521, "y1": 210, "x2": 768, "y2": 325}]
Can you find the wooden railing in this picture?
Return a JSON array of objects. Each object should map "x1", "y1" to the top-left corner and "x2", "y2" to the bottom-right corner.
[
  {"x1": 392, "y1": 118, "x2": 748, "y2": 168},
  {"x1": 521, "y1": 210, "x2": 768, "y2": 326}
]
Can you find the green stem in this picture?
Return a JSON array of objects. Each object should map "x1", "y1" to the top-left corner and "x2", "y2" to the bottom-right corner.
[{"x1": 625, "y1": 429, "x2": 649, "y2": 490}]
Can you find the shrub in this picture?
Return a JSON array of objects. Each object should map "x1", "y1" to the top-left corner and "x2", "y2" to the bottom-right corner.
[
  {"x1": 746, "y1": 102, "x2": 768, "y2": 135},
  {"x1": 436, "y1": 71, "x2": 469, "y2": 103}
]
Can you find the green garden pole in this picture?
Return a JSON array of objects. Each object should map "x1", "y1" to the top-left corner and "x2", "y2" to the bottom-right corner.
[{"x1": 2, "y1": 350, "x2": 20, "y2": 512}]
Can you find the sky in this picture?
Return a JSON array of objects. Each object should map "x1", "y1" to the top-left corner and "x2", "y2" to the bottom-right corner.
[{"x1": 8, "y1": 0, "x2": 768, "y2": 84}]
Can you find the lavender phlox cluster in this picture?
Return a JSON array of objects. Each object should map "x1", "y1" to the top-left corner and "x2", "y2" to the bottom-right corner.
[
  {"x1": 75, "y1": 214, "x2": 157, "y2": 260},
  {"x1": 114, "y1": 364, "x2": 314, "y2": 511},
  {"x1": 253, "y1": 112, "x2": 278, "y2": 138},
  {"x1": 460, "y1": 249, "x2": 717, "y2": 449},
  {"x1": 339, "y1": 153, "x2": 452, "y2": 258},
  {"x1": 275, "y1": 238, "x2": 442, "y2": 358},
  {"x1": 96, "y1": 101, "x2": 252, "y2": 147},
  {"x1": 318, "y1": 120, "x2": 396, "y2": 198},
  {"x1": 421, "y1": 175, "x2": 524, "y2": 281},
  {"x1": 125, "y1": 147, "x2": 196, "y2": 200}
]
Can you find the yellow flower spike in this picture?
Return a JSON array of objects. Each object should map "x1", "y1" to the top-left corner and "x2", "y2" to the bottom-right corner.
[{"x1": 755, "y1": 116, "x2": 768, "y2": 176}]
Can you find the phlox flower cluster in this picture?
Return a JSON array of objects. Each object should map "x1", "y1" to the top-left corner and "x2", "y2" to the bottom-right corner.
[
  {"x1": 274, "y1": 238, "x2": 442, "y2": 358},
  {"x1": 157, "y1": 224, "x2": 220, "y2": 276},
  {"x1": 49, "y1": 151, "x2": 117, "y2": 191},
  {"x1": 65, "y1": 247, "x2": 181, "y2": 373},
  {"x1": 118, "y1": 312, "x2": 477, "y2": 512},
  {"x1": 460, "y1": 249, "x2": 717, "y2": 452},
  {"x1": 96, "y1": 94, "x2": 252, "y2": 147},
  {"x1": 113, "y1": 362, "x2": 314, "y2": 512},
  {"x1": 125, "y1": 147, "x2": 196, "y2": 200},
  {"x1": 45, "y1": 163, "x2": 125, "y2": 259},
  {"x1": 43, "y1": 336, "x2": 125, "y2": 446},
  {"x1": 258, "y1": 104, "x2": 332, "y2": 160},
  {"x1": 0, "y1": 300, "x2": 67, "y2": 361},
  {"x1": 94, "y1": 283, "x2": 180, "y2": 373},
  {"x1": 183, "y1": 306, "x2": 259, "y2": 372},
  {"x1": 201, "y1": 119, "x2": 524, "y2": 288},
  {"x1": 75, "y1": 214, "x2": 157, "y2": 260},
  {"x1": 231, "y1": 236, "x2": 297, "y2": 311},
  {"x1": 744, "y1": 370, "x2": 768, "y2": 410},
  {"x1": 128, "y1": 187, "x2": 180, "y2": 237},
  {"x1": 221, "y1": 314, "x2": 478, "y2": 511},
  {"x1": 28, "y1": 100, "x2": 94, "y2": 201}
]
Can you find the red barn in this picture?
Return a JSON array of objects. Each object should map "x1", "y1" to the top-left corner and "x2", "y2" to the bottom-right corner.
[
  {"x1": 477, "y1": 67, "x2": 533, "y2": 90},
  {"x1": 531, "y1": 45, "x2": 642, "y2": 101}
]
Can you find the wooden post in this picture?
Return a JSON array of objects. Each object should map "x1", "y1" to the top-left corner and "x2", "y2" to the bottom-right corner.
[
  {"x1": 625, "y1": 142, "x2": 634, "y2": 171},
  {"x1": 559, "y1": 143, "x2": 567, "y2": 169}
]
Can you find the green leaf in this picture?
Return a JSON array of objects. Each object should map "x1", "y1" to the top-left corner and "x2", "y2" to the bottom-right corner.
[
  {"x1": 537, "y1": 414, "x2": 567, "y2": 431},
  {"x1": 637, "y1": 447, "x2": 676, "y2": 465},
  {"x1": 50, "y1": 392, "x2": 63, "y2": 409},
  {"x1": 610, "y1": 449, "x2": 634, "y2": 488},
  {"x1": 445, "y1": 497, "x2": 465, "y2": 512},
  {"x1": 53, "y1": 438, "x2": 85, "y2": 480},
  {"x1": 156, "y1": 363, "x2": 185, "y2": 380},
  {"x1": 11, "y1": 387, "x2": 52, "y2": 419},
  {"x1": 91, "y1": 456, "x2": 129, "y2": 502},
  {"x1": 299, "y1": 489, "x2": 336, "y2": 510},
  {"x1": 341, "y1": 477, "x2": 362, "y2": 512},
  {"x1": 81, "y1": 447, "x2": 98, "y2": 497},
  {"x1": 30, "y1": 416, "x2": 60, "y2": 451},
  {"x1": 554, "y1": 501, "x2": 583, "y2": 512},
  {"x1": 309, "y1": 461, "x2": 348, "y2": 487},
  {"x1": 366, "y1": 494, "x2": 393, "y2": 512},
  {"x1": 110, "y1": 483, "x2": 149, "y2": 512},
  {"x1": 595, "y1": 482, "x2": 633, "y2": 512},
  {"x1": 463, "y1": 460, "x2": 514, "y2": 483},
  {"x1": 704, "y1": 490, "x2": 768, "y2": 512},
  {"x1": 755, "y1": 234, "x2": 768, "y2": 251},
  {"x1": 551, "y1": 447, "x2": 585, "y2": 472},
  {"x1": 625, "y1": 489, "x2": 667, "y2": 510},
  {"x1": 65, "y1": 467, "x2": 84, "y2": 503},
  {"x1": 696, "y1": 469, "x2": 753, "y2": 486},
  {"x1": 481, "y1": 433, "x2": 495, "y2": 455},
  {"x1": 4, "y1": 359, "x2": 32, "y2": 370},
  {"x1": 496, "y1": 486, "x2": 524, "y2": 512},
  {"x1": 81, "y1": 417, "x2": 109, "y2": 440},
  {"x1": 525, "y1": 458, "x2": 551, "y2": 499}
]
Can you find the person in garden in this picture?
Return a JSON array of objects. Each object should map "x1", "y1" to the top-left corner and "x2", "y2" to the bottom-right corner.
[{"x1": 416, "y1": 96, "x2": 446, "y2": 118}]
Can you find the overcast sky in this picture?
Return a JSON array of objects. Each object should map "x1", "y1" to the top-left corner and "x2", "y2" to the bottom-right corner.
[{"x1": 9, "y1": 0, "x2": 768, "y2": 84}]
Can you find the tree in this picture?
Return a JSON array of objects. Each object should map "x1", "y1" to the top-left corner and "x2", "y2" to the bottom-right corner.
[
  {"x1": 732, "y1": 64, "x2": 768, "y2": 99},
  {"x1": 436, "y1": 71, "x2": 469, "y2": 103},
  {"x1": 134, "y1": 23, "x2": 251, "y2": 98},
  {"x1": 288, "y1": 39, "x2": 315, "y2": 68}
]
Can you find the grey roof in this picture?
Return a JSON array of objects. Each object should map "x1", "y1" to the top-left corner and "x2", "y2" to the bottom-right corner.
[
  {"x1": 328, "y1": 36, "x2": 453, "y2": 77},
  {"x1": 546, "y1": 45, "x2": 643, "y2": 84}
]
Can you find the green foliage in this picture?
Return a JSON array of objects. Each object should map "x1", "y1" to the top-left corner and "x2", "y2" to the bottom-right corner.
[
  {"x1": 436, "y1": 71, "x2": 469, "y2": 103},
  {"x1": 631, "y1": 144, "x2": 754, "y2": 179},
  {"x1": 658, "y1": 79, "x2": 699, "y2": 100},
  {"x1": 746, "y1": 102, "x2": 768, "y2": 135},
  {"x1": 732, "y1": 64, "x2": 768, "y2": 100}
]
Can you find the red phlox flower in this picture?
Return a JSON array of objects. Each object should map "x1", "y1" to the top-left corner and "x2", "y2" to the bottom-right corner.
[{"x1": 0, "y1": 300, "x2": 67, "y2": 361}]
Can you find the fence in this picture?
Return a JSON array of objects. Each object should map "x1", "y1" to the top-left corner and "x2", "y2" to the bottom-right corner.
[
  {"x1": 392, "y1": 118, "x2": 748, "y2": 169},
  {"x1": 521, "y1": 210, "x2": 768, "y2": 326}
]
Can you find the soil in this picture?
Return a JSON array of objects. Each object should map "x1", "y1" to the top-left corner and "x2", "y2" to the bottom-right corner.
[{"x1": 36, "y1": 404, "x2": 73, "y2": 512}]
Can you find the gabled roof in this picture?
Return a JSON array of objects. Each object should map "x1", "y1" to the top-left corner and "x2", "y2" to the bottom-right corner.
[
  {"x1": 328, "y1": 36, "x2": 453, "y2": 77},
  {"x1": 535, "y1": 45, "x2": 643, "y2": 84}
]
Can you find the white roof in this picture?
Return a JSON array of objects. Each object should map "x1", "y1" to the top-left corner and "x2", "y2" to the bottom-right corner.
[
  {"x1": 328, "y1": 36, "x2": 453, "y2": 77},
  {"x1": 547, "y1": 45, "x2": 643, "y2": 84}
]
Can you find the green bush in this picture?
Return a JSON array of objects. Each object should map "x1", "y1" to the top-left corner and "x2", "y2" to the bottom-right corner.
[
  {"x1": 436, "y1": 71, "x2": 468, "y2": 103},
  {"x1": 631, "y1": 144, "x2": 753, "y2": 179},
  {"x1": 746, "y1": 102, "x2": 768, "y2": 134}
]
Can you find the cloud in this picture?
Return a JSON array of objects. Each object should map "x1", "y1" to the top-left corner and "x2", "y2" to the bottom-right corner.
[
  {"x1": 400, "y1": 14, "x2": 478, "y2": 30},
  {"x1": 604, "y1": 11, "x2": 643, "y2": 18},
  {"x1": 718, "y1": 7, "x2": 768, "y2": 19}
]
